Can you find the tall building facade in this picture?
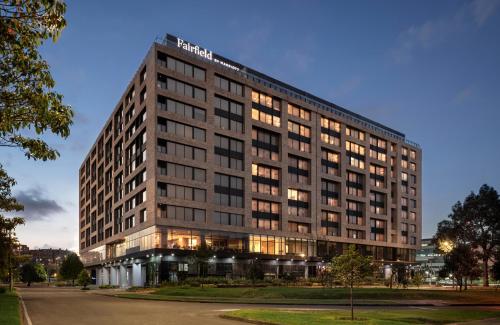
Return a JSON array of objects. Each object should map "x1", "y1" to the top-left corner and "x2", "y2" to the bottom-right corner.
[{"x1": 79, "y1": 34, "x2": 422, "y2": 287}]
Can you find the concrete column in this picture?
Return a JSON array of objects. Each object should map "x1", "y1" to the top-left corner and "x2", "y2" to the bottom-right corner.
[
  {"x1": 102, "y1": 267, "x2": 110, "y2": 285},
  {"x1": 120, "y1": 264, "x2": 127, "y2": 288},
  {"x1": 110, "y1": 266, "x2": 119, "y2": 286},
  {"x1": 141, "y1": 265, "x2": 147, "y2": 287},
  {"x1": 95, "y1": 267, "x2": 102, "y2": 286},
  {"x1": 304, "y1": 265, "x2": 309, "y2": 279},
  {"x1": 132, "y1": 263, "x2": 142, "y2": 287}
]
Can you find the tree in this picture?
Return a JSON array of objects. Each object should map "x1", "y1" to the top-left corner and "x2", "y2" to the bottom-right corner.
[
  {"x1": 246, "y1": 259, "x2": 264, "y2": 285},
  {"x1": 1, "y1": 0, "x2": 73, "y2": 161},
  {"x1": 1, "y1": 0, "x2": 73, "y2": 292},
  {"x1": 20, "y1": 262, "x2": 47, "y2": 286},
  {"x1": 59, "y1": 253, "x2": 83, "y2": 285},
  {"x1": 77, "y1": 269, "x2": 91, "y2": 289},
  {"x1": 442, "y1": 244, "x2": 479, "y2": 291},
  {"x1": 491, "y1": 250, "x2": 500, "y2": 289},
  {"x1": 330, "y1": 245, "x2": 374, "y2": 321},
  {"x1": 434, "y1": 185, "x2": 500, "y2": 287},
  {"x1": 412, "y1": 270, "x2": 425, "y2": 288}
]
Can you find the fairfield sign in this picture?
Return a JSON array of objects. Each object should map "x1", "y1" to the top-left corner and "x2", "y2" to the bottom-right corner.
[{"x1": 173, "y1": 36, "x2": 240, "y2": 72}]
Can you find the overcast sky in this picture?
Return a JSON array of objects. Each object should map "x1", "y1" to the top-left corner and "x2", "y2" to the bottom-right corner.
[{"x1": 5, "y1": 0, "x2": 500, "y2": 251}]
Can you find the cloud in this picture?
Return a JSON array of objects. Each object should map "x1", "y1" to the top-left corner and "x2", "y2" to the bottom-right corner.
[
  {"x1": 392, "y1": 1, "x2": 499, "y2": 64},
  {"x1": 15, "y1": 187, "x2": 65, "y2": 221},
  {"x1": 471, "y1": 0, "x2": 500, "y2": 26}
]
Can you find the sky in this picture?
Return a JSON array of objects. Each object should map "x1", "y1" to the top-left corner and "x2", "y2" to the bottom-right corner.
[{"x1": 4, "y1": 0, "x2": 500, "y2": 251}]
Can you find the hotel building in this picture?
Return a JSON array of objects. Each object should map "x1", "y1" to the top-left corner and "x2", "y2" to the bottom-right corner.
[{"x1": 79, "y1": 34, "x2": 421, "y2": 287}]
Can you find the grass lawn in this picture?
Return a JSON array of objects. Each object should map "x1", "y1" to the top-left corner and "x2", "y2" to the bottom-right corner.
[
  {"x1": 0, "y1": 290, "x2": 20, "y2": 325},
  {"x1": 224, "y1": 309, "x2": 500, "y2": 325},
  {"x1": 128, "y1": 286, "x2": 500, "y2": 304}
]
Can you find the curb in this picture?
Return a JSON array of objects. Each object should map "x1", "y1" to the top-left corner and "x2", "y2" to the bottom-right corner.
[
  {"x1": 18, "y1": 294, "x2": 33, "y2": 325},
  {"x1": 220, "y1": 314, "x2": 273, "y2": 325}
]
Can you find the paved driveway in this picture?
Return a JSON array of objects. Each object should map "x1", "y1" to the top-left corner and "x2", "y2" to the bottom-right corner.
[{"x1": 17, "y1": 287, "x2": 241, "y2": 325}]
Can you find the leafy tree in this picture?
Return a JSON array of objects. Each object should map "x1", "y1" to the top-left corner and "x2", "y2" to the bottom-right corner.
[
  {"x1": 77, "y1": 269, "x2": 91, "y2": 289},
  {"x1": 442, "y1": 244, "x2": 479, "y2": 291},
  {"x1": 1, "y1": 0, "x2": 73, "y2": 291},
  {"x1": 491, "y1": 250, "x2": 500, "y2": 288},
  {"x1": 1, "y1": 0, "x2": 73, "y2": 160},
  {"x1": 318, "y1": 263, "x2": 335, "y2": 288},
  {"x1": 0, "y1": 169, "x2": 24, "y2": 290},
  {"x1": 411, "y1": 270, "x2": 425, "y2": 288},
  {"x1": 59, "y1": 253, "x2": 83, "y2": 285},
  {"x1": 330, "y1": 245, "x2": 374, "y2": 321},
  {"x1": 246, "y1": 259, "x2": 265, "y2": 285},
  {"x1": 434, "y1": 185, "x2": 500, "y2": 286},
  {"x1": 20, "y1": 262, "x2": 47, "y2": 286}
]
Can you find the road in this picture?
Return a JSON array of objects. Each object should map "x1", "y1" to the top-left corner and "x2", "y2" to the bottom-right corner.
[{"x1": 17, "y1": 286, "x2": 500, "y2": 325}]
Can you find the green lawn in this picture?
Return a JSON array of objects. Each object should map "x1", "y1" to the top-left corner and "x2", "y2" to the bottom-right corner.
[
  {"x1": 224, "y1": 309, "x2": 500, "y2": 325},
  {"x1": 0, "y1": 290, "x2": 20, "y2": 325},
  {"x1": 117, "y1": 286, "x2": 500, "y2": 305},
  {"x1": 149, "y1": 286, "x2": 500, "y2": 303}
]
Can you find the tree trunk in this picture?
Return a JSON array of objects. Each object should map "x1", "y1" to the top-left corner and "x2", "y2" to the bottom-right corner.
[
  {"x1": 350, "y1": 282, "x2": 354, "y2": 321},
  {"x1": 464, "y1": 277, "x2": 468, "y2": 291},
  {"x1": 8, "y1": 231, "x2": 13, "y2": 292},
  {"x1": 483, "y1": 257, "x2": 489, "y2": 287}
]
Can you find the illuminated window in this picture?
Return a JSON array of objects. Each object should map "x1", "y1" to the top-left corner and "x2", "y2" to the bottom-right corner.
[
  {"x1": 320, "y1": 211, "x2": 339, "y2": 236},
  {"x1": 369, "y1": 136, "x2": 387, "y2": 162},
  {"x1": 370, "y1": 191, "x2": 386, "y2": 215},
  {"x1": 252, "y1": 164, "x2": 280, "y2": 196},
  {"x1": 347, "y1": 171, "x2": 364, "y2": 197},
  {"x1": 346, "y1": 126, "x2": 365, "y2": 141},
  {"x1": 370, "y1": 219, "x2": 386, "y2": 241},
  {"x1": 287, "y1": 189, "x2": 310, "y2": 218},
  {"x1": 321, "y1": 149, "x2": 340, "y2": 176},
  {"x1": 346, "y1": 141, "x2": 365, "y2": 169},
  {"x1": 321, "y1": 179, "x2": 340, "y2": 207},
  {"x1": 369, "y1": 164, "x2": 386, "y2": 188},
  {"x1": 288, "y1": 121, "x2": 311, "y2": 152},
  {"x1": 252, "y1": 199, "x2": 280, "y2": 230},
  {"x1": 320, "y1": 117, "x2": 341, "y2": 146},
  {"x1": 287, "y1": 103, "x2": 311, "y2": 121},
  {"x1": 347, "y1": 200, "x2": 364, "y2": 225},
  {"x1": 251, "y1": 90, "x2": 281, "y2": 127}
]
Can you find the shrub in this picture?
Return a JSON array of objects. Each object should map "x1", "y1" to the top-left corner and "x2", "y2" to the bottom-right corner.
[{"x1": 0, "y1": 287, "x2": 6, "y2": 294}]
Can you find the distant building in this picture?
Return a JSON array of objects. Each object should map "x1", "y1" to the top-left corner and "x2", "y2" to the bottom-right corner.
[
  {"x1": 416, "y1": 238, "x2": 444, "y2": 282},
  {"x1": 28, "y1": 248, "x2": 73, "y2": 271}
]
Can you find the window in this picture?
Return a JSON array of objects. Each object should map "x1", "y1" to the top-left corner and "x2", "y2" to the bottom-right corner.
[
  {"x1": 214, "y1": 96, "x2": 243, "y2": 132},
  {"x1": 157, "y1": 73, "x2": 206, "y2": 101},
  {"x1": 252, "y1": 199, "x2": 280, "y2": 230},
  {"x1": 369, "y1": 164, "x2": 386, "y2": 188},
  {"x1": 286, "y1": 155, "x2": 308, "y2": 184},
  {"x1": 288, "y1": 189, "x2": 309, "y2": 218},
  {"x1": 157, "y1": 204, "x2": 206, "y2": 222},
  {"x1": 140, "y1": 66, "x2": 147, "y2": 84},
  {"x1": 214, "y1": 173, "x2": 244, "y2": 208},
  {"x1": 410, "y1": 211, "x2": 416, "y2": 221},
  {"x1": 124, "y1": 189, "x2": 146, "y2": 212},
  {"x1": 287, "y1": 103, "x2": 310, "y2": 121},
  {"x1": 410, "y1": 224, "x2": 416, "y2": 233},
  {"x1": 213, "y1": 211, "x2": 244, "y2": 226},
  {"x1": 410, "y1": 162, "x2": 416, "y2": 171},
  {"x1": 410, "y1": 150, "x2": 417, "y2": 160},
  {"x1": 157, "y1": 139, "x2": 206, "y2": 161},
  {"x1": 251, "y1": 90, "x2": 281, "y2": 127},
  {"x1": 214, "y1": 134, "x2": 244, "y2": 170},
  {"x1": 347, "y1": 200, "x2": 364, "y2": 225},
  {"x1": 157, "y1": 117, "x2": 206, "y2": 141},
  {"x1": 113, "y1": 172, "x2": 123, "y2": 203},
  {"x1": 320, "y1": 117, "x2": 341, "y2": 146},
  {"x1": 370, "y1": 219, "x2": 386, "y2": 241},
  {"x1": 288, "y1": 221, "x2": 310, "y2": 234},
  {"x1": 320, "y1": 211, "x2": 339, "y2": 236},
  {"x1": 157, "y1": 161, "x2": 206, "y2": 182},
  {"x1": 139, "y1": 208, "x2": 147, "y2": 223},
  {"x1": 321, "y1": 179, "x2": 340, "y2": 207},
  {"x1": 125, "y1": 130, "x2": 147, "y2": 175},
  {"x1": 252, "y1": 127, "x2": 279, "y2": 161},
  {"x1": 125, "y1": 168, "x2": 147, "y2": 194},
  {"x1": 157, "y1": 52, "x2": 206, "y2": 81},
  {"x1": 370, "y1": 191, "x2": 386, "y2": 215},
  {"x1": 346, "y1": 141, "x2": 365, "y2": 169},
  {"x1": 287, "y1": 121, "x2": 311, "y2": 152},
  {"x1": 252, "y1": 164, "x2": 280, "y2": 196},
  {"x1": 320, "y1": 148, "x2": 340, "y2": 176},
  {"x1": 214, "y1": 74, "x2": 243, "y2": 96},
  {"x1": 410, "y1": 236, "x2": 417, "y2": 245},
  {"x1": 124, "y1": 215, "x2": 135, "y2": 230},
  {"x1": 347, "y1": 171, "x2": 364, "y2": 197},
  {"x1": 369, "y1": 136, "x2": 387, "y2": 162},
  {"x1": 125, "y1": 108, "x2": 146, "y2": 141},
  {"x1": 157, "y1": 182, "x2": 206, "y2": 202},
  {"x1": 347, "y1": 229, "x2": 365, "y2": 239},
  {"x1": 346, "y1": 126, "x2": 365, "y2": 141},
  {"x1": 411, "y1": 174, "x2": 417, "y2": 184},
  {"x1": 157, "y1": 96, "x2": 206, "y2": 121}
]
